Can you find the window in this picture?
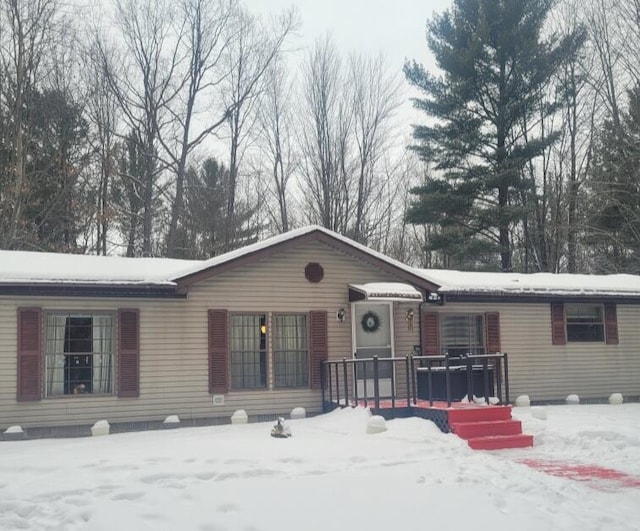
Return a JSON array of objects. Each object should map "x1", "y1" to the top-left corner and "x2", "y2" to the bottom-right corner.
[
  {"x1": 274, "y1": 315, "x2": 308, "y2": 388},
  {"x1": 566, "y1": 304, "x2": 604, "y2": 342},
  {"x1": 441, "y1": 314, "x2": 485, "y2": 356},
  {"x1": 230, "y1": 314, "x2": 267, "y2": 389},
  {"x1": 45, "y1": 313, "x2": 114, "y2": 396}
]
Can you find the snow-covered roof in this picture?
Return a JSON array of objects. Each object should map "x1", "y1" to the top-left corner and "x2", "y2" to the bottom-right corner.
[
  {"x1": 349, "y1": 282, "x2": 424, "y2": 301},
  {"x1": 0, "y1": 250, "x2": 200, "y2": 285},
  {"x1": 0, "y1": 226, "x2": 427, "y2": 288},
  {"x1": 2, "y1": 228, "x2": 640, "y2": 299},
  {"x1": 413, "y1": 269, "x2": 640, "y2": 298}
]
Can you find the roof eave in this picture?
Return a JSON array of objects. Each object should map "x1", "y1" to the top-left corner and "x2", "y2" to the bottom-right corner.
[
  {"x1": 440, "y1": 291, "x2": 640, "y2": 304},
  {"x1": 0, "y1": 282, "x2": 185, "y2": 299}
]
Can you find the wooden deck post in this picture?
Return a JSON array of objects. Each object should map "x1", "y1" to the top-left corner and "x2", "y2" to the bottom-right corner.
[
  {"x1": 321, "y1": 362, "x2": 326, "y2": 412},
  {"x1": 373, "y1": 356, "x2": 380, "y2": 411},
  {"x1": 445, "y1": 354, "x2": 452, "y2": 407},
  {"x1": 410, "y1": 355, "x2": 417, "y2": 406},
  {"x1": 405, "y1": 355, "x2": 410, "y2": 408},
  {"x1": 504, "y1": 353, "x2": 510, "y2": 404},
  {"x1": 342, "y1": 358, "x2": 349, "y2": 407}
]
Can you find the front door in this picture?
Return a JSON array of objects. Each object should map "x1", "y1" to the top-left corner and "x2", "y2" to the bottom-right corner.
[{"x1": 353, "y1": 303, "x2": 394, "y2": 398}]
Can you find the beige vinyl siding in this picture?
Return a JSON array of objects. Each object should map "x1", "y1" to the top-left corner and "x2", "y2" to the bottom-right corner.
[
  {"x1": 391, "y1": 302, "x2": 420, "y2": 399},
  {"x1": 0, "y1": 239, "x2": 411, "y2": 429},
  {"x1": 433, "y1": 302, "x2": 640, "y2": 401},
  {"x1": 187, "y1": 241, "x2": 408, "y2": 413}
]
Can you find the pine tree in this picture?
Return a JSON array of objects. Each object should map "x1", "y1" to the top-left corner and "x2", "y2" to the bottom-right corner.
[
  {"x1": 176, "y1": 157, "x2": 260, "y2": 259},
  {"x1": 587, "y1": 86, "x2": 640, "y2": 273},
  {"x1": 405, "y1": 0, "x2": 584, "y2": 271},
  {"x1": 23, "y1": 89, "x2": 90, "y2": 252}
]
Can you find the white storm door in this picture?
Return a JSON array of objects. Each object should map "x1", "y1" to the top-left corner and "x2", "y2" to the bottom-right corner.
[{"x1": 353, "y1": 302, "x2": 394, "y2": 398}]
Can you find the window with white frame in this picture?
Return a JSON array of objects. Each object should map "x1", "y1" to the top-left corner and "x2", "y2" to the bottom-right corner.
[
  {"x1": 566, "y1": 304, "x2": 604, "y2": 342},
  {"x1": 230, "y1": 314, "x2": 267, "y2": 389},
  {"x1": 45, "y1": 313, "x2": 114, "y2": 396},
  {"x1": 440, "y1": 314, "x2": 485, "y2": 356},
  {"x1": 273, "y1": 315, "x2": 308, "y2": 388}
]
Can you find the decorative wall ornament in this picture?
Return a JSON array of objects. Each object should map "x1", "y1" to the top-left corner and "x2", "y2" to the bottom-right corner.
[
  {"x1": 305, "y1": 262, "x2": 324, "y2": 283},
  {"x1": 406, "y1": 309, "x2": 415, "y2": 331},
  {"x1": 361, "y1": 311, "x2": 381, "y2": 333}
]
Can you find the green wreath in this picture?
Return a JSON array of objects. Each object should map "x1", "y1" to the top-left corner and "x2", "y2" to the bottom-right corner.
[{"x1": 361, "y1": 311, "x2": 381, "y2": 333}]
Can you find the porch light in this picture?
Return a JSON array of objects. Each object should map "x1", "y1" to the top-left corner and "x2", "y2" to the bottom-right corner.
[{"x1": 336, "y1": 308, "x2": 346, "y2": 322}]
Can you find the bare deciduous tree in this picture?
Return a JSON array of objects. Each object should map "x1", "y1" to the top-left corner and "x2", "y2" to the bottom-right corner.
[
  {"x1": 348, "y1": 53, "x2": 402, "y2": 243},
  {"x1": 163, "y1": 0, "x2": 238, "y2": 257},
  {"x1": 95, "y1": 0, "x2": 182, "y2": 256},
  {"x1": 221, "y1": 6, "x2": 297, "y2": 251},
  {"x1": 300, "y1": 37, "x2": 402, "y2": 243},
  {"x1": 300, "y1": 36, "x2": 352, "y2": 233},
  {"x1": 256, "y1": 56, "x2": 297, "y2": 233}
]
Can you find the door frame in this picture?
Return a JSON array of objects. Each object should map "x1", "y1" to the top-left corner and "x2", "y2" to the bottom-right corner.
[{"x1": 351, "y1": 301, "x2": 396, "y2": 397}]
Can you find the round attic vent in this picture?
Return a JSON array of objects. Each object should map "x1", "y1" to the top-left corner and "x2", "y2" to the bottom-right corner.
[{"x1": 305, "y1": 262, "x2": 324, "y2": 283}]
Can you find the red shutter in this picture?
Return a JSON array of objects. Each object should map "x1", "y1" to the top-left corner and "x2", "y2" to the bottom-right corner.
[
  {"x1": 208, "y1": 309, "x2": 229, "y2": 394},
  {"x1": 118, "y1": 309, "x2": 140, "y2": 398},
  {"x1": 604, "y1": 303, "x2": 619, "y2": 345},
  {"x1": 421, "y1": 312, "x2": 440, "y2": 355},
  {"x1": 485, "y1": 312, "x2": 501, "y2": 353},
  {"x1": 551, "y1": 302, "x2": 566, "y2": 345},
  {"x1": 17, "y1": 307, "x2": 42, "y2": 401},
  {"x1": 309, "y1": 310, "x2": 328, "y2": 390}
]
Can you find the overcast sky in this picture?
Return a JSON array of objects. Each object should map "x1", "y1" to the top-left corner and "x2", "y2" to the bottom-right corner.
[
  {"x1": 244, "y1": 0, "x2": 454, "y2": 139},
  {"x1": 245, "y1": 0, "x2": 452, "y2": 68}
]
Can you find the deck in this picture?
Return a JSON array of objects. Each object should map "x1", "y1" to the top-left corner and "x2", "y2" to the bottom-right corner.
[{"x1": 321, "y1": 353, "x2": 533, "y2": 450}]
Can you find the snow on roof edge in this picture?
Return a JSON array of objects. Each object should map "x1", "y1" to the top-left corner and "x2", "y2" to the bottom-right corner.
[
  {"x1": 0, "y1": 279, "x2": 177, "y2": 286},
  {"x1": 412, "y1": 268, "x2": 640, "y2": 297},
  {"x1": 3, "y1": 228, "x2": 640, "y2": 296}
]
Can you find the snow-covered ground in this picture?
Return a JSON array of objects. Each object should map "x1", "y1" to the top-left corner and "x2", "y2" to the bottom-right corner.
[{"x1": 1, "y1": 404, "x2": 639, "y2": 531}]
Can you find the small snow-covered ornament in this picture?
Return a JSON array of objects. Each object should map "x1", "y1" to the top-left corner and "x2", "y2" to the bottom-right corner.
[
  {"x1": 3, "y1": 425, "x2": 25, "y2": 441},
  {"x1": 91, "y1": 420, "x2": 110, "y2": 437},
  {"x1": 565, "y1": 394, "x2": 580, "y2": 405},
  {"x1": 271, "y1": 417, "x2": 291, "y2": 438},
  {"x1": 609, "y1": 393, "x2": 624, "y2": 405},
  {"x1": 163, "y1": 415, "x2": 180, "y2": 429},
  {"x1": 366, "y1": 415, "x2": 387, "y2": 434},
  {"x1": 290, "y1": 407, "x2": 306, "y2": 420},
  {"x1": 231, "y1": 409, "x2": 248, "y2": 424},
  {"x1": 472, "y1": 395, "x2": 487, "y2": 405},
  {"x1": 515, "y1": 395, "x2": 530, "y2": 407}
]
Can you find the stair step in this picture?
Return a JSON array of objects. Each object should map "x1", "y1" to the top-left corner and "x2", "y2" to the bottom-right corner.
[
  {"x1": 467, "y1": 434, "x2": 534, "y2": 450},
  {"x1": 451, "y1": 420, "x2": 522, "y2": 439},
  {"x1": 447, "y1": 405, "x2": 512, "y2": 424}
]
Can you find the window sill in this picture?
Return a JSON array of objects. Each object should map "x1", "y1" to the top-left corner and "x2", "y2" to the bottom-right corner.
[{"x1": 44, "y1": 393, "x2": 115, "y2": 400}]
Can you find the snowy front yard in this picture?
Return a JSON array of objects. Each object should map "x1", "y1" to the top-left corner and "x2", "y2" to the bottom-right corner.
[{"x1": 1, "y1": 404, "x2": 639, "y2": 531}]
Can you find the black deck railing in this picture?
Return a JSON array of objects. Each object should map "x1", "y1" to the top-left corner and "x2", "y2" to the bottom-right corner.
[{"x1": 320, "y1": 352, "x2": 509, "y2": 414}]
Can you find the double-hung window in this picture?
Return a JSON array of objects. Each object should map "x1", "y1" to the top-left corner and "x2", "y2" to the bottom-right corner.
[
  {"x1": 566, "y1": 304, "x2": 604, "y2": 342},
  {"x1": 45, "y1": 313, "x2": 114, "y2": 396},
  {"x1": 230, "y1": 314, "x2": 267, "y2": 389},
  {"x1": 441, "y1": 314, "x2": 485, "y2": 356},
  {"x1": 273, "y1": 315, "x2": 308, "y2": 388}
]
